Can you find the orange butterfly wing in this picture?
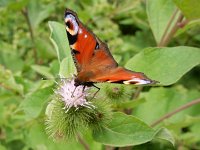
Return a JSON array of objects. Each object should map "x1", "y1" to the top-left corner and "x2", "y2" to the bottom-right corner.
[{"x1": 64, "y1": 9, "x2": 156, "y2": 86}]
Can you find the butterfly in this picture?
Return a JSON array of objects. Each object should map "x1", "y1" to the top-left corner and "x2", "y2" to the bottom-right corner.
[{"x1": 64, "y1": 9, "x2": 157, "y2": 91}]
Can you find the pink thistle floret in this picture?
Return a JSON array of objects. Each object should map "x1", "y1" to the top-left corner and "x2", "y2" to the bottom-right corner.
[{"x1": 55, "y1": 78, "x2": 94, "y2": 112}]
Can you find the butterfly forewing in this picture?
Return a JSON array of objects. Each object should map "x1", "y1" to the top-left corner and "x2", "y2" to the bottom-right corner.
[
  {"x1": 65, "y1": 9, "x2": 98, "y2": 72},
  {"x1": 64, "y1": 9, "x2": 157, "y2": 86}
]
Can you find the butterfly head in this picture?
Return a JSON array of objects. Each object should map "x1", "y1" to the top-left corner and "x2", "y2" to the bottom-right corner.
[{"x1": 64, "y1": 10, "x2": 79, "y2": 36}]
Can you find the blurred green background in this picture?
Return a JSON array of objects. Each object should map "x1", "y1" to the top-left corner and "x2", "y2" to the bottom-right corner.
[{"x1": 0, "y1": 0, "x2": 200, "y2": 149}]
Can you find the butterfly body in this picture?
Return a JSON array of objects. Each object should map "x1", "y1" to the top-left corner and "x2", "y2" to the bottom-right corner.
[{"x1": 64, "y1": 9, "x2": 157, "y2": 87}]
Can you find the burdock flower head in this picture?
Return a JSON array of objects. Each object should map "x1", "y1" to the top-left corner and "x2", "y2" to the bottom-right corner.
[
  {"x1": 55, "y1": 78, "x2": 94, "y2": 112},
  {"x1": 45, "y1": 77, "x2": 112, "y2": 141}
]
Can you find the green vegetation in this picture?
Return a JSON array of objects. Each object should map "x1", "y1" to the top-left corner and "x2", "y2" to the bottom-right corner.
[{"x1": 0, "y1": 0, "x2": 200, "y2": 149}]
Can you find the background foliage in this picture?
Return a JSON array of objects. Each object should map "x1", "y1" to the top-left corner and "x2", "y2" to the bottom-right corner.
[{"x1": 0, "y1": 0, "x2": 200, "y2": 149}]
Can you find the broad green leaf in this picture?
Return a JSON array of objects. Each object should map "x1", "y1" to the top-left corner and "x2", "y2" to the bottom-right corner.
[
  {"x1": 173, "y1": 0, "x2": 200, "y2": 20},
  {"x1": 0, "y1": 65, "x2": 23, "y2": 95},
  {"x1": 125, "y1": 46, "x2": 200, "y2": 85},
  {"x1": 93, "y1": 112, "x2": 155, "y2": 147},
  {"x1": 0, "y1": 0, "x2": 10, "y2": 7},
  {"x1": 93, "y1": 112, "x2": 174, "y2": 146},
  {"x1": 134, "y1": 86, "x2": 200, "y2": 124},
  {"x1": 113, "y1": 0, "x2": 140, "y2": 15},
  {"x1": 118, "y1": 98, "x2": 146, "y2": 109},
  {"x1": 21, "y1": 86, "x2": 52, "y2": 119},
  {"x1": 49, "y1": 21, "x2": 70, "y2": 63},
  {"x1": 59, "y1": 57, "x2": 76, "y2": 77},
  {"x1": 35, "y1": 38, "x2": 56, "y2": 60},
  {"x1": 28, "y1": 0, "x2": 54, "y2": 29},
  {"x1": 49, "y1": 60, "x2": 60, "y2": 76},
  {"x1": 81, "y1": 130, "x2": 103, "y2": 150},
  {"x1": 6, "y1": 0, "x2": 29, "y2": 11},
  {"x1": 0, "y1": 49, "x2": 24, "y2": 73},
  {"x1": 147, "y1": 0, "x2": 177, "y2": 44},
  {"x1": 154, "y1": 128, "x2": 175, "y2": 146},
  {"x1": 27, "y1": 123, "x2": 84, "y2": 150},
  {"x1": 0, "y1": 145, "x2": 6, "y2": 150},
  {"x1": 113, "y1": 54, "x2": 122, "y2": 63},
  {"x1": 31, "y1": 65, "x2": 54, "y2": 78}
]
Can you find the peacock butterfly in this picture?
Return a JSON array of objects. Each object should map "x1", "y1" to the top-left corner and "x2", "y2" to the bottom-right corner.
[{"x1": 64, "y1": 9, "x2": 157, "y2": 90}]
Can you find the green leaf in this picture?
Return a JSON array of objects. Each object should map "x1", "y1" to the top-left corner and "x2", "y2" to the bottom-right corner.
[
  {"x1": 147, "y1": 0, "x2": 177, "y2": 44},
  {"x1": 81, "y1": 130, "x2": 103, "y2": 150},
  {"x1": 21, "y1": 86, "x2": 52, "y2": 119},
  {"x1": 59, "y1": 57, "x2": 76, "y2": 77},
  {"x1": 0, "y1": 49, "x2": 24, "y2": 73},
  {"x1": 173, "y1": 0, "x2": 200, "y2": 20},
  {"x1": 134, "y1": 86, "x2": 200, "y2": 124},
  {"x1": 154, "y1": 128, "x2": 175, "y2": 146},
  {"x1": 0, "y1": 145, "x2": 6, "y2": 150},
  {"x1": 93, "y1": 112, "x2": 155, "y2": 147},
  {"x1": 0, "y1": 65, "x2": 23, "y2": 95},
  {"x1": 113, "y1": 54, "x2": 122, "y2": 63},
  {"x1": 125, "y1": 46, "x2": 200, "y2": 85},
  {"x1": 6, "y1": 0, "x2": 29, "y2": 11},
  {"x1": 117, "y1": 98, "x2": 146, "y2": 109},
  {"x1": 49, "y1": 60, "x2": 60, "y2": 76},
  {"x1": 35, "y1": 38, "x2": 56, "y2": 60},
  {"x1": 116, "y1": 0, "x2": 140, "y2": 13},
  {"x1": 28, "y1": 0, "x2": 54, "y2": 29},
  {"x1": 49, "y1": 21, "x2": 70, "y2": 63},
  {"x1": 31, "y1": 65, "x2": 54, "y2": 78},
  {"x1": 27, "y1": 123, "x2": 84, "y2": 150}
]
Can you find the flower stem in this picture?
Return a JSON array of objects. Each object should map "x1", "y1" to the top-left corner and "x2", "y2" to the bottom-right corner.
[
  {"x1": 0, "y1": 83, "x2": 16, "y2": 94},
  {"x1": 21, "y1": 8, "x2": 38, "y2": 63},
  {"x1": 105, "y1": 145, "x2": 115, "y2": 150},
  {"x1": 124, "y1": 86, "x2": 144, "y2": 115},
  {"x1": 151, "y1": 98, "x2": 200, "y2": 127},
  {"x1": 158, "y1": 9, "x2": 179, "y2": 47},
  {"x1": 158, "y1": 10, "x2": 184, "y2": 47},
  {"x1": 132, "y1": 86, "x2": 143, "y2": 99},
  {"x1": 77, "y1": 134, "x2": 90, "y2": 150}
]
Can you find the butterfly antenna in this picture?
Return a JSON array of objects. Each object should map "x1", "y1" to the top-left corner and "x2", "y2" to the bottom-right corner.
[{"x1": 41, "y1": 77, "x2": 67, "y2": 80}]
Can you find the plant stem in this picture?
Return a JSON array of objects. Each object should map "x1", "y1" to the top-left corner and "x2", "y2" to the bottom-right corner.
[
  {"x1": 21, "y1": 8, "x2": 38, "y2": 63},
  {"x1": 77, "y1": 134, "x2": 90, "y2": 150},
  {"x1": 151, "y1": 98, "x2": 200, "y2": 127},
  {"x1": 123, "y1": 86, "x2": 143, "y2": 115},
  {"x1": 132, "y1": 86, "x2": 143, "y2": 99},
  {"x1": 105, "y1": 145, "x2": 115, "y2": 150},
  {"x1": 119, "y1": 146, "x2": 132, "y2": 150},
  {"x1": 158, "y1": 11, "x2": 184, "y2": 47},
  {"x1": 0, "y1": 83, "x2": 16, "y2": 94},
  {"x1": 158, "y1": 9, "x2": 179, "y2": 47}
]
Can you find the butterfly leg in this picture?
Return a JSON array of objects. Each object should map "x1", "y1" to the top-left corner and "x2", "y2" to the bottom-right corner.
[
  {"x1": 91, "y1": 84, "x2": 100, "y2": 100},
  {"x1": 71, "y1": 86, "x2": 78, "y2": 97},
  {"x1": 82, "y1": 85, "x2": 86, "y2": 92}
]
